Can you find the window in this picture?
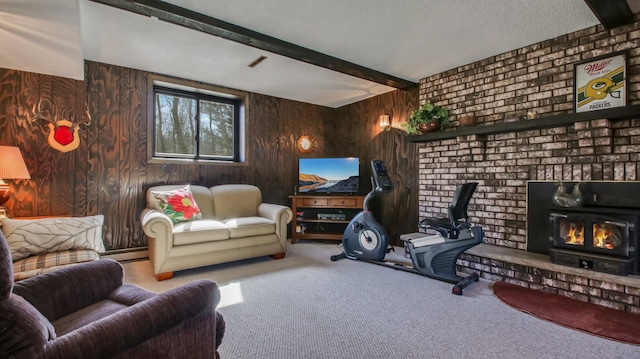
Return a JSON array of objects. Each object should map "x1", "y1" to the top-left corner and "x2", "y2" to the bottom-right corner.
[{"x1": 153, "y1": 85, "x2": 242, "y2": 162}]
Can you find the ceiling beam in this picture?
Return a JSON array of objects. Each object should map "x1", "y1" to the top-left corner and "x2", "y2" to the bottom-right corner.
[
  {"x1": 583, "y1": 0, "x2": 634, "y2": 29},
  {"x1": 88, "y1": 0, "x2": 417, "y2": 90}
]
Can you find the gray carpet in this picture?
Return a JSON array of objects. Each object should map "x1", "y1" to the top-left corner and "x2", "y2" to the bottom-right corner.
[{"x1": 122, "y1": 241, "x2": 640, "y2": 359}]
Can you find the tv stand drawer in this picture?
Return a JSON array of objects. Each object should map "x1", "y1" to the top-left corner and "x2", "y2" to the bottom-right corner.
[
  {"x1": 302, "y1": 198, "x2": 329, "y2": 207},
  {"x1": 330, "y1": 198, "x2": 357, "y2": 207}
]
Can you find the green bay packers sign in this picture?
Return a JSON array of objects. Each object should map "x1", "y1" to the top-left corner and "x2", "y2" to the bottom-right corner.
[{"x1": 574, "y1": 51, "x2": 627, "y2": 113}]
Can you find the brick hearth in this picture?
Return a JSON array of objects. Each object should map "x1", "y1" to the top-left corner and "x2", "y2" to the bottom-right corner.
[
  {"x1": 415, "y1": 16, "x2": 640, "y2": 312},
  {"x1": 457, "y1": 244, "x2": 640, "y2": 313}
]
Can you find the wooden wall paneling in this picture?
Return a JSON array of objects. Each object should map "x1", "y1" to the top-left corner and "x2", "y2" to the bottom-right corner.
[
  {"x1": 281, "y1": 98, "x2": 298, "y2": 202},
  {"x1": 286, "y1": 100, "x2": 311, "y2": 203},
  {"x1": 282, "y1": 98, "x2": 323, "y2": 204},
  {"x1": 113, "y1": 66, "x2": 133, "y2": 249},
  {"x1": 371, "y1": 96, "x2": 396, "y2": 241},
  {"x1": 333, "y1": 89, "x2": 418, "y2": 245},
  {"x1": 103, "y1": 64, "x2": 125, "y2": 249},
  {"x1": 110, "y1": 65, "x2": 149, "y2": 249},
  {"x1": 129, "y1": 68, "x2": 150, "y2": 247},
  {"x1": 246, "y1": 93, "x2": 274, "y2": 195},
  {"x1": 89, "y1": 62, "x2": 121, "y2": 249},
  {"x1": 19, "y1": 73, "x2": 42, "y2": 216},
  {"x1": 256, "y1": 95, "x2": 286, "y2": 204},
  {"x1": 286, "y1": 95, "x2": 331, "y2": 204},
  {"x1": 18, "y1": 71, "x2": 38, "y2": 217},
  {"x1": 298, "y1": 100, "x2": 332, "y2": 200},
  {"x1": 0, "y1": 69, "x2": 35, "y2": 217},
  {"x1": 263, "y1": 95, "x2": 286, "y2": 204},
  {"x1": 0, "y1": 70, "x2": 18, "y2": 215},
  {"x1": 245, "y1": 93, "x2": 330, "y2": 205},
  {"x1": 326, "y1": 104, "x2": 357, "y2": 159},
  {"x1": 381, "y1": 90, "x2": 420, "y2": 244},
  {"x1": 85, "y1": 62, "x2": 101, "y2": 220},
  {"x1": 274, "y1": 98, "x2": 291, "y2": 204},
  {"x1": 360, "y1": 98, "x2": 384, "y2": 222},
  {"x1": 73, "y1": 71, "x2": 89, "y2": 218},
  {"x1": 48, "y1": 76, "x2": 80, "y2": 216},
  {"x1": 29, "y1": 73, "x2": 54, "y2": 216}
]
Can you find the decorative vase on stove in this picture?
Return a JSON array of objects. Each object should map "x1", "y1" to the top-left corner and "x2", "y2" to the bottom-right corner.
[
  {"x1": 552, "y1": 182, "x2": 571, "y2": 207},
  {"x1": 552, "y1": 181, "x2": 582, "y2": 208},
  {"x1": 571, "y1": 182, "x2": 583, "y2": 207}
]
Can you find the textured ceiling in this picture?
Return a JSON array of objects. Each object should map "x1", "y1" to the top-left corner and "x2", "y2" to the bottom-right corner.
[{"x1": 0, "y1": 0, "x2": 623, "y2": 108}]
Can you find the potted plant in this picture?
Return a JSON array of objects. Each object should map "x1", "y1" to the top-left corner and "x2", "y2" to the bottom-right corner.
[{"x1": 402, "y1": 101, "x2": 450, "y2": 135}]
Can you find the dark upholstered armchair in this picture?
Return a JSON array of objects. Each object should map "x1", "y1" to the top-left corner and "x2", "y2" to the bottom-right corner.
[{"x1": 0, "y1": 229, "x2": 225, "y2": 359}]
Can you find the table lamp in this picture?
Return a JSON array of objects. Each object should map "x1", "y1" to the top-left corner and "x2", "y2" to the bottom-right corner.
[{"x1": 0, "y1": 146, "x2": 31, "y2": 218}]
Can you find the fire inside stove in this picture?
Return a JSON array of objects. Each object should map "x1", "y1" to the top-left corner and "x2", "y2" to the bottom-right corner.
[
  {"x1": 561, "y1": 220, "x2": 621, "y2": 250},
  {"x1": 549, "y1": 209, "x2": 638, "y2": 276}
]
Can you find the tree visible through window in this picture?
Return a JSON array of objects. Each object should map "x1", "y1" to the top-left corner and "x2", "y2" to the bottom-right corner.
[{"x1": 153, "y1": 86, "x2": 240, "y2": 161}]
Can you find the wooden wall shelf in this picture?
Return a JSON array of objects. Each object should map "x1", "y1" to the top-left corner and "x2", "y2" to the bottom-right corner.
[{"x1": 407, "y1": 105, "x2": 640, "y2": 143}]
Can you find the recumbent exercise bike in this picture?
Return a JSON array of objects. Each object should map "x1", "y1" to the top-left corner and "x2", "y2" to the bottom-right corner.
[{"x1": 331, "y1": 160, "x2": 483, "y2": 295}]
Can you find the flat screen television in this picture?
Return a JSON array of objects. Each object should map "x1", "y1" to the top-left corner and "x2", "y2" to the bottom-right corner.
[{"x1": 298, "y1": 157, "x2": 359, "y2": 194}]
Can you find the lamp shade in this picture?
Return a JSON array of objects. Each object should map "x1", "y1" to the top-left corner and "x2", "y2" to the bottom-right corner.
[
  {"x1": 379, "y1": 115, "x2": 390, "y2": 131},
  {"x1": 0, "y1": 146, "x2": 31, "y2": 179}
]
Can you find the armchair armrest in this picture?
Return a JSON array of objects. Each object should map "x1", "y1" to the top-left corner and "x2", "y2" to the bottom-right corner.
[
  {"x1": 45, "y1": 279, "x2": 220, "y2": 359},
  {"x1": 12, "y1": 259, "x2": 124, "y2": 322}
]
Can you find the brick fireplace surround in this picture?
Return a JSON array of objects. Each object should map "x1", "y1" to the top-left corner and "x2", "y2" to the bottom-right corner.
[{"x1": 416, "y1": 18, "x2": 640, "y2": 313}]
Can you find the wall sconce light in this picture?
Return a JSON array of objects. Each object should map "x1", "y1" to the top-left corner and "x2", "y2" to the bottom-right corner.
[
  {"x1": 379, "y1": 115, "x2": 391, "y2": 131},
  {"x1": 0, "y1": 146, "x2": 31, "y2": 218}
]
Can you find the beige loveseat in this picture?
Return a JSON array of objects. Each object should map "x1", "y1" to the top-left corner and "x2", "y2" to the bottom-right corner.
[{"x1": 141, "y1": 184, "x2": 293, "y2": 280}]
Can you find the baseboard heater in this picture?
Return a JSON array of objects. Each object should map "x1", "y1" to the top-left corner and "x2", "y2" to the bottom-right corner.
[{"x1": 101, "y1": 246, "x2": 149, "y2": 262}]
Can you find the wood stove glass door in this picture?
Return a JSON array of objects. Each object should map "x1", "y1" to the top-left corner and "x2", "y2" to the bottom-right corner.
[
  {"x1": 591, "y1": 219, "x2": 629, "y2": 257},
  {"x1": 558, "y1": 217, "x2": 585, "y2": 247}
]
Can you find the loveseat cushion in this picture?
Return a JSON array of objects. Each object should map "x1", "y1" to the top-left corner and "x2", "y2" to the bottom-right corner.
[
  {"x1": 173, "y1": 220, "x2": 230, "y2": 246},
  {"x1": 223, "y1": 217, "x2": 276, "y2": 239},
  {"x1": 210, "y1": 184, "x2": 261, "y2": 219},
  {"x1": 2, "y1": 215, "x2": 105, "y2": 261}
]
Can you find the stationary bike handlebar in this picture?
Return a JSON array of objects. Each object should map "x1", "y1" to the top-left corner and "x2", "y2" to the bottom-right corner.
[{"x1": 363, "y1": 160, "x2": 393, "y2": 211}]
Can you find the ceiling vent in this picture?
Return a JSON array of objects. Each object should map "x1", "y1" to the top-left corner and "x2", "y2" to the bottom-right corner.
[{"x1": 248, "y1": 56, "x2": 268, "y2": 68}]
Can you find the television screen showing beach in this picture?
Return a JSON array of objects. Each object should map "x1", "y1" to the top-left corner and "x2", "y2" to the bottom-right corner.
[{"x1": 298, "y1": 157, "x2": 359, "y2": 193}]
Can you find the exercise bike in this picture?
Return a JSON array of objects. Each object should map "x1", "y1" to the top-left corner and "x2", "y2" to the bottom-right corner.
[{"x1": 331, "y1": 160, "x2": 483, "y2": 295}]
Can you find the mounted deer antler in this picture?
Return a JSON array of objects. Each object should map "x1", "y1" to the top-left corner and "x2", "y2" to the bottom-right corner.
[
  {"x1": 31, "y1": 98, "x2": 92, "y2": 153},
  {"x1": 31, "y1": 98, "x2": 55, "y2": 124},
  {"x1": 80, "y1": 105, "x2": 92, "y2": 127}
]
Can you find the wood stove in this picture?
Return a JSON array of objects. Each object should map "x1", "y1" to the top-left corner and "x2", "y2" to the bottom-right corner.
[{"x1": 548, "y1": 206, "x2": 639, "y2": 276}]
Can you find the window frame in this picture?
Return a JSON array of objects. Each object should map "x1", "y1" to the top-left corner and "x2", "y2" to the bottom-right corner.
[{"x1": 147, "y1": 74, "x2": 248, "y2": 166}]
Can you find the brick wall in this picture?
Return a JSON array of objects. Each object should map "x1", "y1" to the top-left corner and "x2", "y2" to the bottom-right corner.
[
  {"x1": 417, "y1": 18, "x2": 640, "y2": 312},
  {"x1": 418, "y1": 18, "x2": 640, "y2": 250}
]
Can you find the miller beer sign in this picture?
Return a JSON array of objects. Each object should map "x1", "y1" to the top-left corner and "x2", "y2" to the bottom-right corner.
[{"x1": 574, "y1": 52, "x2": 627, "y2": 113}]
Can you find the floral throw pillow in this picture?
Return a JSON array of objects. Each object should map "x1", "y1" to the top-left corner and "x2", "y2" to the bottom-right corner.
[{"x1": 151, "y1": 185, "x2": 203, "y2": 224}]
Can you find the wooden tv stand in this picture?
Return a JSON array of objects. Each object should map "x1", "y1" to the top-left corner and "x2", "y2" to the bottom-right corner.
[{"x1": 289, "y1": 195, "x2": 364, "y2": 244}]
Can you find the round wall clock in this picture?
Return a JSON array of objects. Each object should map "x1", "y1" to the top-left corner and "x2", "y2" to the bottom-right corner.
[{"x1": 297, "y1": 135, "x2": 313, "y2": 153}]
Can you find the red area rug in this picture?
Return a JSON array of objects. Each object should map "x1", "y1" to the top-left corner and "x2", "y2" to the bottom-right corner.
[{"x1": 493, "y1": 281, "x2": 640, "y2": 345}]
